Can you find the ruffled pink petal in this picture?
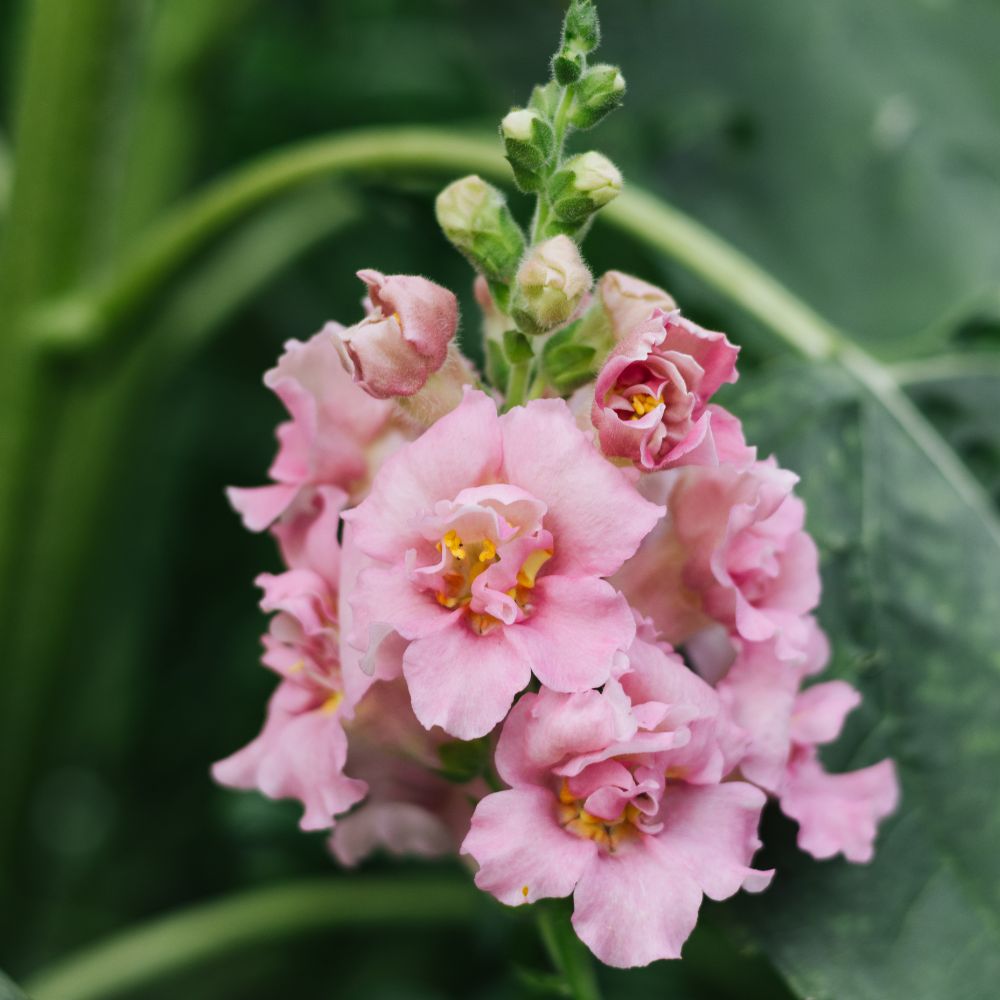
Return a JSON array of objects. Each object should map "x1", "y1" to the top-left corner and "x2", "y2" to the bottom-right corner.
[
  {"x1": 499, "y1": 399, "x2": 663, "y2": 577},
  {"x1": 716, "y1": 641, "x2": 798, "y2": 792},
  {"x1": 271, "y1": 485, "x2": 345, "y2": 577},
  {"x1": 656, "y1": 781, "x2": 771, "y2": 900},
  {"x1": 329, "y1": 802, "x2": 453, "y2": 867},
  {"x1": 655, "y1": 310, "x2": 739, "y2": 401},
  {"x1": 571, "y1": 835, "x2": 703, "y2": 967},
  {"x1": 351, "y1": 564, "x2": 454, "y2": 645},
  {"x1": 494, "y1": 689, "x2": 621, "y2": 788},
  {"x1": 781, "y1": 752, "x2": 899, "y2": 863},
  {"x1": 212, "y1": 681, "x2": 367, "y2": 831},
  {"x1": 512, "y1": 576, "x2": 634, "y2": 692},
  {"x1": 344, "y1": 389, "x2": 503, "y2": 561},
  {"x1": 338, "y1": 524, "x2": 402, "y2": 709},
  {"x1": 226, "y1": 484, "x2": 298, "y2": 532},
  {"x1": 463, "y1": 788, "x2": 596, "y2": 905},
  {"x1": 402, "y1": 621, "x2": 533, "y2": 739},
  {"x1": 790, "y1": 680, "x2": 861, "y2": 747}
]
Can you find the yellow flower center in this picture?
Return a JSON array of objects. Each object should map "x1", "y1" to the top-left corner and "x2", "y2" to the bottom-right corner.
[
  {"x1": 557, "y1": 780, "x2": 641, "y2": 851},
  {"x1": 629, "y1": 393, "x2": 663, "y2": 419},
  {"x1": 434, "y1": 530, "x2": 552, "y2": 633}
]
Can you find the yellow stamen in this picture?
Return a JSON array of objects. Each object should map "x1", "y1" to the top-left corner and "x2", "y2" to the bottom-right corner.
[
  {"x1": 630, "y1": 393, "x2": 662, "y2": 418},
  {"x1": 521, "y1": 885, "x2": 529, "y2": 898},
  {"x1": 321, "y1": 691, "x2": 344, "y2": 715},
  {"x1": 288, "y1": 660, "x2": 305, "y2": 675},
  {"x1": 479, "y1": 538, "x2": 497, "y2": 562},
  {"x1": 558, "y1": 779, "x2": 638, "y2": 851},
  {"x1": 436, "y1": 593, "x2": 459, "y2": 609},
  {"x1": 517, "y1": 548, "x2": 552, "y2": 589},
  {"x1": 442, "y1": 530, "x2": 466, "y2": 560}
]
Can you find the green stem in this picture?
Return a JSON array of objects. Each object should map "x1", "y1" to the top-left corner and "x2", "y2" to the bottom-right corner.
[
  {"x1": 505, "y1": 358, "x2": 532, "y2": 409},
  {"x1": 531, "y1": 84, "x2": 575, "y2": 246},
  {"x1": 24, "y1": 876, "x2": 481, "y2": 1000},
  {"x1": 887, "y1": 351, "x2": 1000, "y2": 386},
  {"x1": 40, "y1": 130, "x2": 508, "y2": 352},
  {"x1": 536, "y1": 904, "x2": 602, "y2": 1000}
]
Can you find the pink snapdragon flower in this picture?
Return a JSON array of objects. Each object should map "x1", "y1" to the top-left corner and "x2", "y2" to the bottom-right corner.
[
  {"x1": 462, "y1": 633, "x2": 770, "y2": 968},
  {"x1": 719, "y1": 631, "x2": 898, "y2": 863},
  {"x1": 592, "y1": 309, "x2": 741, "y2": 471},
  {"x1": 344, "y1": 389, "x2": 662, "y2": 739},
  {"x1": 227, "y1": 327, "x2": 398, "y2": 531},
  {"x1": 334, "y1": 270, "x2": 458, "y2": 399},
  {"x1": 212, "y1": 488, "x2": 368, "y2": 830},
  {"x1": 615, "y1": 457, "x2": 819, "y2": 660}
]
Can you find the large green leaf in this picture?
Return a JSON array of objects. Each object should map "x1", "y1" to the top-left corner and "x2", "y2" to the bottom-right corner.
[{"x1": 721, "y1": 361, "x2": 1000, "y2": 999}]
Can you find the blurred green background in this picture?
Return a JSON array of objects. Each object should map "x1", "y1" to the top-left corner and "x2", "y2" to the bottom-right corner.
[{"x1": 1, "y1": 1, "x2": 999, "y2": 997}]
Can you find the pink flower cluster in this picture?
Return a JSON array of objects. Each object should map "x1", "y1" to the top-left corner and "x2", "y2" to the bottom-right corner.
[{"x1": 215, "y1": 267, "x2": 898, "y2": 967}]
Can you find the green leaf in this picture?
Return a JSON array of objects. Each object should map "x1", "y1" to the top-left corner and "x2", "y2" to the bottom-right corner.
[
  {"x1": 485, "y1": 337, "x2": 511, "y2": 389},
  {"x1": 722, "y1": 361, "x2": 1000, "y2": 999},
  {"x1": 503, "y1": 328, "x2": 534, "y2": 363},
  {"x1": 0, "y1": 968, "x2": 28, "y2": 1000},
  {"x1": 891, "y1": 357, "x2": 1000, "y2": 509}
]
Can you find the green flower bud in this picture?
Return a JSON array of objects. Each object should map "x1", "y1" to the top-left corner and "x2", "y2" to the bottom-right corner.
[
  {"x1": 570, "y1": 64, "x2": 625, "y2": 129},
  {"x1": 435, "y1": 175, "x2": 526, "y2": 284},
  {"x1": 501, "y1": 107, "x2": 555, "y2": 192},
  {"x1": 549, "y1": 151, "x2": 623, "y2": 224},
  {"x1": 511, "y1": 235, "x2": 592, "y2": 335},
  {"x1": 552, "y1": 0, "x2": 600, "y2": 85}
]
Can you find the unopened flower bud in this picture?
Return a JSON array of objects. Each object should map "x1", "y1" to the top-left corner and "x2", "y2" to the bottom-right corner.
[
  {"x1": 512, "y1": 235, "x2": 592, "y2": 334},
  {"x1": 435, "y1": 175, "x2": 526, "y2": 284},
  {"x1": 599, "y1": 270, "x2": 677, "y2": 340},
  {"x1": 549, "y1": 151, "x2": 622, "y2": 224},
  {"x1": 501, "y1": 108, "x2": 555, "y2": 192},
  {"x1": 333, "y1": 270, "x2": 458, "y2": 399},
  {"x1": 570, "y1": 64, "x2": 625, "y2": 130},
  {"x1": 552, "y1": 0, "x2": 600, "y2": 84}
]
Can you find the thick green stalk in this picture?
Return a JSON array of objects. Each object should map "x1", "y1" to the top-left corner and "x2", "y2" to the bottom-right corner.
[
  {"x1": 0, "y1": 0, "x2": 143, "y2": 902},
  {"x1": 24, "y1": 876, "x2": 481, "y2": 1000}
]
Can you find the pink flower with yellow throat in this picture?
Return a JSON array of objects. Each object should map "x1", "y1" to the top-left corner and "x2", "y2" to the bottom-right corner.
[
  {"x1": 344, "y1": 388, "x2": 662, "y2": 739},
  {"x1": 462, "y1": 624, "x2": 771, "y2": 968},
  {"x1": 592, "y1": 307, "x2": 741, "y2": 471}
]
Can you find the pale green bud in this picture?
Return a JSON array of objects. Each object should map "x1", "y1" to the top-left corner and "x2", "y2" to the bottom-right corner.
[
  {"x1": 435, "y1": 175, "x2": 526, "y2": 284},
  {"x1": 570, "y1": 64, "x2": 625, "y2": 129},
  {"x1": 511, "y1": 235, "x2": 592, "y2": 335},
  {"x1": 501, "y1": 107, "x2": 555, "y2": 192},
  {"x1": 549, "y1": 151, "x2": 623, "y2": 224}
]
